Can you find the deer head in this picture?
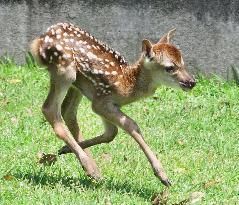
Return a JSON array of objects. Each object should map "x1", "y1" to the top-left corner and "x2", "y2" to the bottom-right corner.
[{"x1": 142, "y1": 29, "x2": 196, "y2": 91}]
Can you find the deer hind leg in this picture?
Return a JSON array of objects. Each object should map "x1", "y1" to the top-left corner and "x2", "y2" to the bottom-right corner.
[
  {"x1": 90, "y1": 98, "x2": 171, "y2": 187},
  {"x1": 60, "y1": 86, "x2": 100, "y2": 175},
  {"x1": 59, "y1": 117, "x2": 118, "y2": 154},
  {"x1": 42, "y1": 65, "x2": 100, "y2": 180}
]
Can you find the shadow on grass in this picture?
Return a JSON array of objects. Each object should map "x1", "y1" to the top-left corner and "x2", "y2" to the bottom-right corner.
[{"x1": 13, "y1": 170, "x2": 158, "y2": 200}]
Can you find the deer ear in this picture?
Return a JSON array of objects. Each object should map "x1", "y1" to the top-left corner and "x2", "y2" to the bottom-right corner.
[
  {"x1": 142, "y1": 39, "x2": 154, "y2": 58},
  {"x1": 158, "y1": 28, "x2": 176, "y2": 44}
]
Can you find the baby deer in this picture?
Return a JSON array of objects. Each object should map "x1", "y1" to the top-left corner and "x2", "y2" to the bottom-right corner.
[{"x1": 30, "y1": 23, "x2": 195, "y2": 187}]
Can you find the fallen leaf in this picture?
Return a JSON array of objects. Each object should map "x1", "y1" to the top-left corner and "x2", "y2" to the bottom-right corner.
[
  {"x1": 174, "y1": 167, "x2": 186, "y2": 174},
  {"x1": 37, "y1": 151, "x2": 45, "y2": 159},
  {"x1": 26, "y1": 108, "x2": 33, "y2": 116},
  {"x1": 177, "y1": 139, "x2": 184, "y2": 145},
  {"x1": 190, "y1": 192, "x2": 205, "y2": 204},
  {"x1": 172, "y1": 199, "x2": 189, "y2": 205},
  {"x1": 38, "y1": 153, "x2": 57, "y2": 166},
  {"x1": 11, "y1": 117, "x2": 18, "y2": 124},
  {"x1": 151, "y1": 190, "x2": 169, "y2": 205},
  {"x1": 143, "y1": 107, "x2": 149, "y2": 113},
  {"x1": 3, "y1": 174, "x2": 15, "y2": 181},
  {"x1": 204, "y1": 179, "x2": 219, "y2": 189},
  {"x1": 8, "y1": 79, "x2": 22, "y2": 84},
  {"x1": 101, "y1": 153, "x2": 112, "y2": 162},
  {"x1": 104, "y1": 198, "x2": 112, "y2": 205},
  {"x1": 0, "y1": 98, "x2": 9, "y2": 106}
]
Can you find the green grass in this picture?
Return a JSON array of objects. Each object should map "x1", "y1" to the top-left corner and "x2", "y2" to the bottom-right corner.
[{"x1": 0, "y1": 60, "x2": 238, "y2": 204}]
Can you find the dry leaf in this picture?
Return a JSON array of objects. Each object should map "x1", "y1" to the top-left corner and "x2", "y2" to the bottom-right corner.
[
  {"x1": 177, "y1": 139, "x2": 184, "y2": 145},
  {"x1": 172, "y1": 199, "x2": 189, "y2": 205},
  {"x1": 37, "y1": 151, "x2": 45, "y2": 159},
  {"x1": 0, "y1": 99, "x2": 9, "y2": 106},
  {"x1": 204, "y1": 179, "x2": 219, "y2": 189},
  {"x1": 190, "y1": 192, "x2": 205, "y2": 204},
  {"x1": 174, "y1": 167, "x2": 186, "y2": 174},
  {"x1": 3, "y1": 174, "x2": 15, "y2": 181},
  {"x1": 11, "y1": 117, "x2": 18, "y2": 124},
  {"x1": 101, "y1": 153, "x2": 112, "y2": 162},
  {"x1": 143, "y1": 107, "x2": 149, "y2": 113},
  {"x1": 104, "y1": 198, "x2": 112, "y2": 205},
  {"x1": 26, "y1": 108, "x2": 33, "y2": 116},
  {"x1": 8, "y1": 79, "x2": 22, "y2": 84},
  {"x1": 38, "y1": 153, "x2": 57, "y2": 166},
  {"x1": 151, "y1": 190, "x2": 169, "y2": 205}
]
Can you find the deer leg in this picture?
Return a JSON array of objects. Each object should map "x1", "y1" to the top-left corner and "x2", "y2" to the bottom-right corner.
[
  {"x1": 59, "y1": 118, "x2": 118, "y2": 154},
  {"x1": 60, "y1": 86, "x2": 100, "y2": 176},
  {"x1": 90, "y1": 99, "x2": 171, "y2": 187},
  {"x1": 42, "y1": 71, "x2": 100, "y2": 180}
]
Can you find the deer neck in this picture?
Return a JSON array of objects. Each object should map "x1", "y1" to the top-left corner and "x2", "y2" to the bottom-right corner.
[{"x1": 124, "y1": 56, "x2": 158, "y2": 99}]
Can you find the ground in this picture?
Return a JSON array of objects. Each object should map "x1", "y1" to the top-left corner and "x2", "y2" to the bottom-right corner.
[{"x1": 0, "y1": 59, "x2": 238, "y2": 204}]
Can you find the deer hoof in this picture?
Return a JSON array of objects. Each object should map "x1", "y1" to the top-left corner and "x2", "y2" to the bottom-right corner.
[
  {"x1": 160, "y1": 178, "x2": 172, "y2": 187},
  {"x1": 58, "y1": 145, "x2": 71, "y2": 155}
]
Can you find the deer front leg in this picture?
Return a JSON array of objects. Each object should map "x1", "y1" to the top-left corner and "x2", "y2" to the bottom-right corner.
[
  {"x1": 61, "y1": 86, "x2": 100, "y2": 176},
  {"x1": 92, "y1": 99, "x2": 171, "y2": 187},
  {"x1": 42, "y1": 73, "x2": 100, "y2": 180}
]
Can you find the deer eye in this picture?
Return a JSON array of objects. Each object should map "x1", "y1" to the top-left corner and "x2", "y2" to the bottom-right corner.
[{"x1": 165, "y1": 66, "x2": 174, "y2": 73}]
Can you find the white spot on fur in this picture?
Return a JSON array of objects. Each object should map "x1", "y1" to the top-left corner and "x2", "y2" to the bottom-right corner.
[
  {"x1": 110, "y1": 62, "x2": 115, "y2": 66},
  {"x1": 56, "y1": 35, "x2": 61, "y2": 39},
  {"x1": 64, "y1": 38, "x2": 69, "y2": 43},
  {"x1": 44, "y1": 35, "x2": 49, "y2": 43},
  {"x1": 87, "y1": 52, "x2": 97, "y2": 59},
  {"x1": 79, "y1": 48, "x2": 85, "y2": 53},
  {"x1": 111, "y1": 71, "x2": 117, "y2": 75},
  {"x1": 65, "y1": 46, "x2": 71, "y2": 50},
  {"x1": 56, "y1": 44, "x2": 63, "y2": 51},
  {"x1": 92, "y1": 69, "x2": 99, "y2": 74},
  {"x1": 56, "y1": 29, "x2": 62, "y2": 34}
]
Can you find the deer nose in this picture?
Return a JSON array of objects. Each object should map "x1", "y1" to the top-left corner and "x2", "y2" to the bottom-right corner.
[{"x1": 188, "y1": 76, "x2": 196, "y2": 88}]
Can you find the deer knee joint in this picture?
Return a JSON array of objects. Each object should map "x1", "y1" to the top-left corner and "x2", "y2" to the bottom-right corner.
[{"x1": 103, "y1": 126, "x2": 118, "y2": 143}]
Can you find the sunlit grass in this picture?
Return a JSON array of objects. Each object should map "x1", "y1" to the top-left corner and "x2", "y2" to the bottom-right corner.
[{"x1": 0, "y1": 61, "x2": 238, "y2": 204}]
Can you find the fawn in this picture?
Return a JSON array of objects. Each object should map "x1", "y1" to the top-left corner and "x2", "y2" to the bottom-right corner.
[{"x1": 30, "y1": 23, "x2": 195, "y2": 187}]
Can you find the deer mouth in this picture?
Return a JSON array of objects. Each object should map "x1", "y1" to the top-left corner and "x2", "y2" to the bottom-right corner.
[{"x1": 179, "y1": 81, "x2": 195, "y2": 91}]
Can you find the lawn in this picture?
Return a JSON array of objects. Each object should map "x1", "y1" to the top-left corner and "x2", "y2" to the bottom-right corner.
[{"x1": 0, "y1": 60, "x2": 238, "y2": 204}]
